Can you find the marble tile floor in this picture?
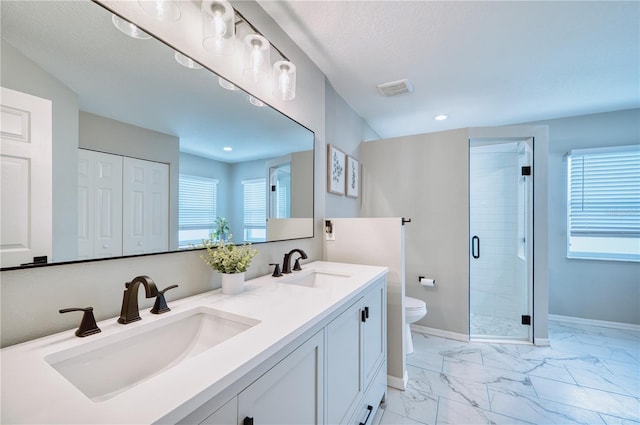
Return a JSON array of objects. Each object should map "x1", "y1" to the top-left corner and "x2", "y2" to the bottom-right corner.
[
  {"x1": 380, "y1": 320, "x2": 640, "y2": 424},
  {"x1": 470, "y1": 313, "x2": 528, "y2": 340}
]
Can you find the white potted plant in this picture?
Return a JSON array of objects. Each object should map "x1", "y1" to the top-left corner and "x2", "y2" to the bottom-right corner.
[{"x1": 201, "y1": 234, "x2": 257, "y2": 294}]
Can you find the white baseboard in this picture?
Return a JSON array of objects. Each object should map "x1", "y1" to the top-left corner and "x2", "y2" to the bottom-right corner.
[
  {"x1": 549, "y1": 314, "x2": 640, "y2": 332},
  {"x1": 387, "y1": 370, "x2": 408, "y2": 390},
  {"x1": 410, "y1": 324, "x2": 469, "y2": 342},
  {"x1": 534, "y1": 338, "x2": 550, "y2": 347}
]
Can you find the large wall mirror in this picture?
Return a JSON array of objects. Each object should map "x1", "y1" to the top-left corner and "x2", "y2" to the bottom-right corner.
[{"x1": 0, "y1": 0, "x2": 314, "y2": 269}]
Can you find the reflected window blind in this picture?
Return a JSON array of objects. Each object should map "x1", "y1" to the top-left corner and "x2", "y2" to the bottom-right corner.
[
  {"x1": 243, "y1": 178, "x2": 266, "y2": 228},
  {"x1": 179, "y1": 174, "x2": 218, "y2": 230},
  {"x1": 568, "y1": 146, "x2": 640, "y2": 237}
]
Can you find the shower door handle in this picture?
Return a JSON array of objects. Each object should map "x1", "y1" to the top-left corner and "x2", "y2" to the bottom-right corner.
[{"x1": 472, "y1": 236, "x2": 480, "y2": 259}]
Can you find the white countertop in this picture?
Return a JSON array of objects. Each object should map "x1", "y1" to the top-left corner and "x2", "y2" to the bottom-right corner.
[{"x1": 1, "y1": 261, "x2": 387, "y2": 424}]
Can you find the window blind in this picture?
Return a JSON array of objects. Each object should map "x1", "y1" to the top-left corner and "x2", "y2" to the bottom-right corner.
[
  {"x1": 243, "y1": 178, "x2": 266, "y2": 228},
  {"x1": 179, "y1": 175, "x2": 218, "y2": 230},
  {"x1": 568, "y1": 146, "x2": 640, "y2": 237}
]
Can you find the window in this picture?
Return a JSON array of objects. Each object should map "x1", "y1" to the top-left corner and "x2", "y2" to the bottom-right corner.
[
  {"x1": 567, "y1": 145, "x2": 640, "y2": 261},
  {"x1": 242, "y1": 178, "x2": 266, "y2": 242},
  {"x1": 178, "y1": 174, "x2": 218, "y2": 247}
]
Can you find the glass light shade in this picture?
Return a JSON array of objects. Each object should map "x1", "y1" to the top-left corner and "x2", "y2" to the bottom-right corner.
[
  {"x1": 248, "y1": 96, "x2": 266, "y2": 107},
  {"x1": 201, "y1": 0, "x2": 235, "y2": 56},
  {"x1": 138, "y1": 0, "x2": 181, "y2": 22},
  {"x1": 111, "y1": 14, "x2": 151, "y2": 39},
  {"x1": 272, "y1": 61, "x2": 296, "y2": 101},
  {"x1": 243, "y1": 34, "x2": 270, "y2": 83},
  {"x1": 174, "y1": 51, "x2": 203, "y2": 69},
  {"x1": 219, "y1": 77, "x2": 239, "y2": 90}
]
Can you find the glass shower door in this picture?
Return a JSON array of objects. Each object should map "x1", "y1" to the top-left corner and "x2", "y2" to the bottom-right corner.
[{"x1": 469, "y1": 139, "x2": 533, "y2": 342}]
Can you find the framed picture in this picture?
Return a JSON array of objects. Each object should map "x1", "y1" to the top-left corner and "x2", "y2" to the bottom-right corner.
[
  {"x1": 327, "y1": 144, "x2": 346, "y2": 195},
  {"x1": 346, "y1": 155, "x2": 359, "y2": 198}
]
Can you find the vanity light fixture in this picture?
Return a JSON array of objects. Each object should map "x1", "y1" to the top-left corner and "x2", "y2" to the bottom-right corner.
[
  {"x1": 272, "y1": 61, "x2": 296, "y2": 101},
  {"x1": 202, "y1": 0, "x2": 235, "y2": 56},
  {"x1": 111, "y1": 14, "x2": 151, "y2": 39},
  {"x1": 243, "y1": 34, "x2": 271, "y2": 83},
  {"x1": 138, "y1": 0, "x2": 181, "y2": 22},
  {"x1": 223, "y1": 146, "x2": 233, "y2": 151},
  {"x1": 174, "y1": 51, "x2": 203, "y2": 69},
  {"x1": 434, "y1": 114, "x2": 449, "y2": 121}
]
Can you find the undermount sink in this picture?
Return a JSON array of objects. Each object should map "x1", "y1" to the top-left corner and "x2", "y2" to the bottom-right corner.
[
  {"x1": 45, "y1": 306, "x2": 260, "y2": 402},
  {"x1": 279, "y1": 269, "x2": 351, "y2": 288}
]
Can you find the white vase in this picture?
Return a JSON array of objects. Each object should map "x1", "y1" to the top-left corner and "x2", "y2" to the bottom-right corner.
[{"x1": 221, "y1": 272, "x2": 245, "y2": 295}]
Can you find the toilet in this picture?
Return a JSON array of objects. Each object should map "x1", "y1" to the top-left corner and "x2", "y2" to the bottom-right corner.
[{"x1": 404, "y1": 296, "x2": 427, "y2": 355}]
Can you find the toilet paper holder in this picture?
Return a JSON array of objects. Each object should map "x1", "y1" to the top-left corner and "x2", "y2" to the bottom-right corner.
[{"x1": 418, "y1": 276, "x2": 436, "y2": 287}]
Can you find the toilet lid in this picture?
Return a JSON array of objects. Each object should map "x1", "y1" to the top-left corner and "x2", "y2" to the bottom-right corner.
[{"x1": 405, "y1": 296, "x2": 426, "y2": 311}]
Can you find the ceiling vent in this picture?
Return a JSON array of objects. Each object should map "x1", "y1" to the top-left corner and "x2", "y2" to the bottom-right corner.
[{"x1": 376, "y1": 79, "x2": 414, "y2": 97}]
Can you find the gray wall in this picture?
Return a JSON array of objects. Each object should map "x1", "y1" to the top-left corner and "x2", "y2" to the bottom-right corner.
[
  {"x1": 291, "y1": 150, "x2": 314, "y2": 218},
  {"x1": 532, "y1": 109, "x2": 640, "y2": 325},
  {"x1": 360, "y1": 129, "x2": 471, "y2": 336},
  {"x1": 325, "y1": 81, "x2": 380, "y2": 218},
  {"x1": 1, "y1": 41, "x2": 79, "y2": 262}
]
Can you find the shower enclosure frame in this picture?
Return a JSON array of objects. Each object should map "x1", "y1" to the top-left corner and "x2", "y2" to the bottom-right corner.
[{"x1": 468, "y1": 137, "x2": 535, "y2": 344}]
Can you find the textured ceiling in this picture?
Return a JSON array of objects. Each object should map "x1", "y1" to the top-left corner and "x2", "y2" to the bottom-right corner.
[{"x1": 259, "y1": 1, "x2": 640, "y2": 138}]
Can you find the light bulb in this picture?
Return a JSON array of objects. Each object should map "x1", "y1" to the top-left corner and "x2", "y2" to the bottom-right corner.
[
  {"x1": 278, "y1": 66, "x2": 290, "y2": 98},
  {"x1": 212, "y1": 12, "x2": 226, "y2": 37},
  {"x1": 251, "y1": 43, "x2": 264, "y2": 80}
]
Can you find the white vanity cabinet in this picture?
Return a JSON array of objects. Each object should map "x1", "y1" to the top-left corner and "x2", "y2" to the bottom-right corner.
[
  {"x1": 326, "y1": 277, "x2": 386, "y2": 425},
  {"x1": 201, "y1": 330, "x2": 323, "y2": 425},
  {"x1": 237, "y1": 329, "x2": 324, "y2": 425},
  {"x1": 193, "y1": 276, "x2": 386, "y2": 425}
]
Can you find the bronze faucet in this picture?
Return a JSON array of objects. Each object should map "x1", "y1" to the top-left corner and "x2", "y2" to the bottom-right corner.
[
  {"x1": 282, "y1": 249, "x2": 308, "y2": 274},
  {"x1": 117, "y1": 275, "x2": 159, "y2": 324}
]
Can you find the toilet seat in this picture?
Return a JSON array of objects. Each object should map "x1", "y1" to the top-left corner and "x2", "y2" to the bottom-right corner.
[{"x1": 405, "y1": 296, "x2": 427, "y2": 313}]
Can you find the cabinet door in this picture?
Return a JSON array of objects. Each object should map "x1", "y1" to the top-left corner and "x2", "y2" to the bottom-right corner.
[
  {"x1": 362, "y1": 279, "x2": 386, "y2": 388},
  {"x1": 326, "y1": 299, "x2": 362, "y2": 425},
  {"x1": 200, "y1": 397, "x2": 237, "y2": 425},
  {"x1": 238, "y1": 330, "x2": 324, "y2": 425}
]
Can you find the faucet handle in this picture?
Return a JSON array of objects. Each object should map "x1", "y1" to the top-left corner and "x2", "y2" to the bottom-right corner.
[
  {"x1": 270, "y1": 263, "x2": 282, "y2": 277},
  {"x1": 293, "y1": 257, "x2": 303, "y2": 271},
  {"x1": 150, "y1": 284, "x2": 179, "y2": 314},
  {"x1": 59, "y1": 307, "x2": 101, "y2": 337}
]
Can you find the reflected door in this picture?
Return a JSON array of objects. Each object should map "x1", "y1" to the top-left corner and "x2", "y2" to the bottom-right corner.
[
  {"x1": 0, "y1": 87, "x2": 52, "y2": 267},
  {"x1": 469, "y1": 139, "x2": 533, "y2": 342}
]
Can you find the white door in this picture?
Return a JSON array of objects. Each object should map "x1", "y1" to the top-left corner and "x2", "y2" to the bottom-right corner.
[
  {"x1": 0, "y1": 87, "x2": 52, "y2": 267},
  {"x1": 78, "y1": 149, "x2": 123, "y2": 260},
  {"x1": 123, "y1": 157, "x2": 168, "y2": 255}
]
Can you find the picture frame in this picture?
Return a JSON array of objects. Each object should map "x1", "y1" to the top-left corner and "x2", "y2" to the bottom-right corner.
[
  {"x1": 327, "y1": 144, "x2": 346, "y2": 195},
  {"x1": 345, "y1": 155, "x2": 359, "y2": 198}
]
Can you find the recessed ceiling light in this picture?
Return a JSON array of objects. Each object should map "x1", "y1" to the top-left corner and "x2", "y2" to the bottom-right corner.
[
  {"x1": 223, "y1": 146, "x2": 232, "y2": 151},
  {"x1": 434, "y1": 114, "x2": 448, "y2": 121}
]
